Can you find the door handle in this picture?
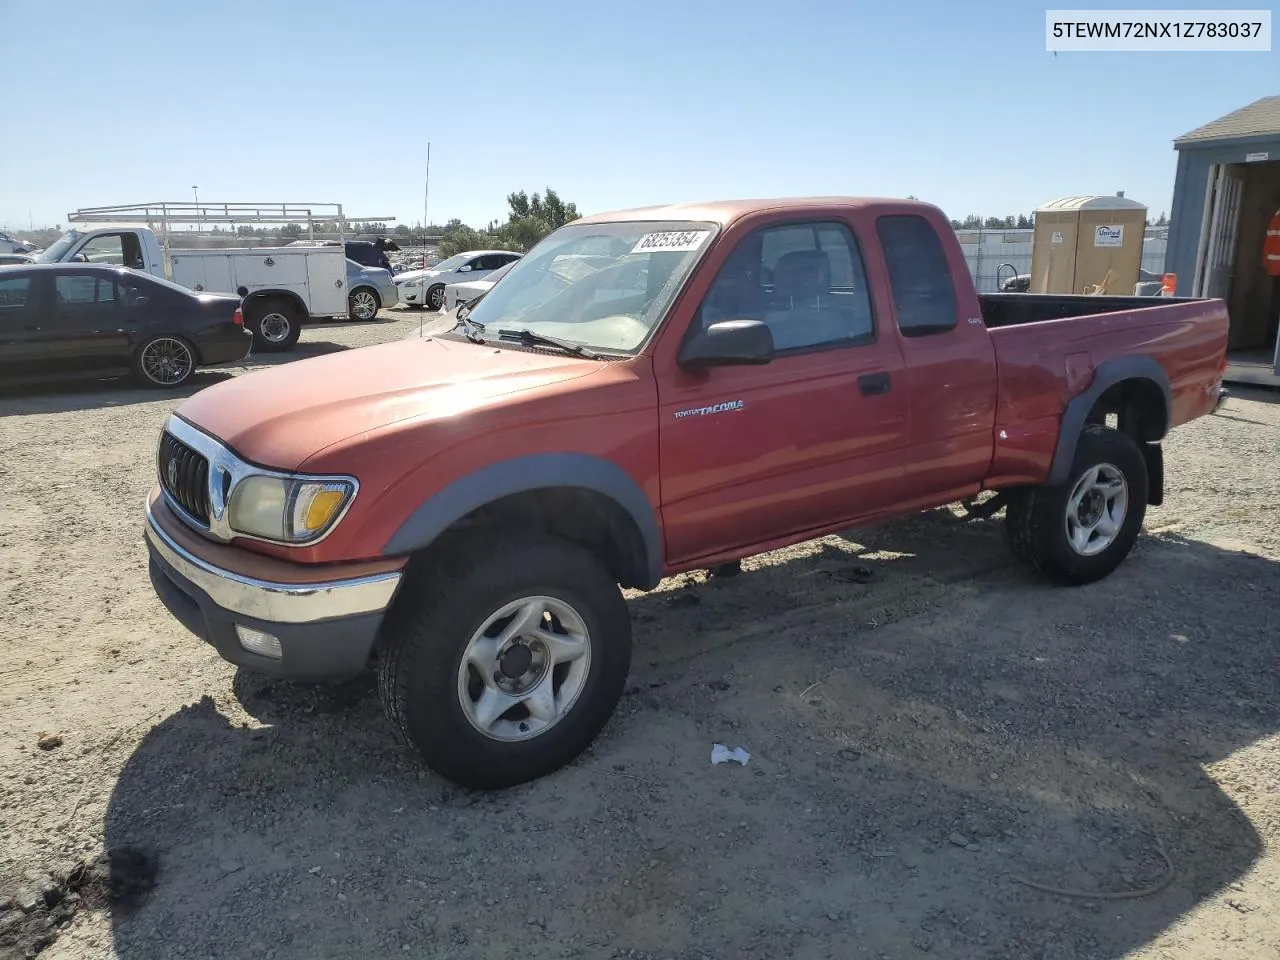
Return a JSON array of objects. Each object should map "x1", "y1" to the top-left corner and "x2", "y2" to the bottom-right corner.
[{"x1": 858, "y1": 372, "x2": 892, "y2": 396}]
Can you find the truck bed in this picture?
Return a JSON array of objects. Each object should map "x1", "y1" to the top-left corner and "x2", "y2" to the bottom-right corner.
[{"x1": 978, "y1": 293, "x2": 1208, "y2": 329}]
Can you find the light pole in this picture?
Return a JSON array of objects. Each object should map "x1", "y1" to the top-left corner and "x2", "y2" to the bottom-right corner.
[
  {"x1": 192, "y1": 185, "x2": 199, "y2": 236},
  {"x1": 422, "y1": 142, "x2": 431, "y2": 270}
]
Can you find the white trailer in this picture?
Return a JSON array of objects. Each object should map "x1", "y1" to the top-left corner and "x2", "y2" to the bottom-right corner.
[{"x1": 40, "y1": 202, "x2": 395, "y2": 351}]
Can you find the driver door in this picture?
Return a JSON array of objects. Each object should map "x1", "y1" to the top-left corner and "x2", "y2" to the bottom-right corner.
[{"x1": 656, "y1": 217, "x2": 909, "y2": 565}]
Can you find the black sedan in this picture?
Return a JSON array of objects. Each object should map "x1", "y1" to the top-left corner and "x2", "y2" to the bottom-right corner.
[{"x1": 0, "y1": 264, "x2": 253, "y2": 389}]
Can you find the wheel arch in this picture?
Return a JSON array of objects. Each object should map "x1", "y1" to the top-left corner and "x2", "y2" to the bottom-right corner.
[
  {"x1": 1048, "y1": 356, "x2": 1171, "y2": 488},
  {"x1": 382, "y1": 454, "x2": 663, "y2": 590},
  {"x1": 241, "y1": 288, "x2": 308, "y2": 321}
]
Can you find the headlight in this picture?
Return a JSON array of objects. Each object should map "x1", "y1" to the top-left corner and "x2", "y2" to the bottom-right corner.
[{"x1": 227, "y1": 475, "x2": 355, "y2": 543}]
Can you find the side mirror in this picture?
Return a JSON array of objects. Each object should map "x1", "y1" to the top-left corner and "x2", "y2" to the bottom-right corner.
[
  {"x1": 678, "y1": 319, "x2": 774, "y2": 368},
  {"x1": 458, "y1": 264, "x2": 473, "y2": 273}
]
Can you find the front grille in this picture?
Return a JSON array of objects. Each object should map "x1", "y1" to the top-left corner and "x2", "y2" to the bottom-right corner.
[{"x1": 158, "y1": 431, "x2": 211, "y2": 525}]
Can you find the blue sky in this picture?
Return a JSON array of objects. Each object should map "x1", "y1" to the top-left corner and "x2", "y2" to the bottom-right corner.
[{"x1": 0, "y1": 0, "x2": 1275, "y2": 231}]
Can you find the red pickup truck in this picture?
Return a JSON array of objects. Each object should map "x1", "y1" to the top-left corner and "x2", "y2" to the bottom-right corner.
[{"x1": 144, "y1": 197, "x2": 1229, "y2": 789}]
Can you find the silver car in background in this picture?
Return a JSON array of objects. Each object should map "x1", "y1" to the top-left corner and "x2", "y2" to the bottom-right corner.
[
  {"x1": 444, "y1": 260, "x2": 518, "y2": 311},
  {"x1": 346, "y1": 259, "x2": 399, "y2": 320}
]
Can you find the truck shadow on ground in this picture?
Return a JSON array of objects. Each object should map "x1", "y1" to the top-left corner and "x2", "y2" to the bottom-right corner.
[{"x1": 97, "y1": 512, "x2": 1278, "y2": 959}]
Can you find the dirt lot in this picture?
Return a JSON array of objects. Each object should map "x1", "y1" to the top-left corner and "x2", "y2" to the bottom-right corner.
[{"x1": 2, "y1": 308, "x2": 1279, "y2": 960}]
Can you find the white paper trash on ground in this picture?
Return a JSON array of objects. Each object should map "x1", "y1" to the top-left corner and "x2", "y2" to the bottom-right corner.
[{"x1": 711, "y1": 743, "x2": 751, "y2": 766}]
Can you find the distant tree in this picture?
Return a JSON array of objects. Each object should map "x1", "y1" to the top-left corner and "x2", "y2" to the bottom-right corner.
[
  {"x1": 432, "y1": 188, "x2": 582, "y2": 256},
  {"x1": 393, "y1": 224, "x2": 411, "y2": 237},
  {"x1": 1016, "y1": 214, "x2": 1033, "y2": 229},
  {"x1": 1156, "y1": 211, "x2": 1168, "y2": 226},
  {"x1": 437, "y1": 226, "x2": 497, "y2": 258},
  {"x1": 280, "y1": 223, "x2": 302, "y2": 238}
]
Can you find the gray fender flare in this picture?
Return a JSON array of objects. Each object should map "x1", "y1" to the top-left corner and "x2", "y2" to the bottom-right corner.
[
  {"x1": 382, "y1": 453, "x2": 664, "y2": 588},
  {"x1": 1047, "y1": 355, "x2": 1171, "y2": 486}
]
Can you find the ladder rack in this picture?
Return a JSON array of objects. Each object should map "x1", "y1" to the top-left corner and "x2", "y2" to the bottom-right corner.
[{"x1": 66, "y1": 202, "x2": 396, "y2": 241}]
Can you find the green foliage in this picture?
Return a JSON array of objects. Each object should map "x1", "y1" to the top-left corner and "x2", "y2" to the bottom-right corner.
[{"x1": 434, "y1": 187, "x2": 581, "y2": 257}]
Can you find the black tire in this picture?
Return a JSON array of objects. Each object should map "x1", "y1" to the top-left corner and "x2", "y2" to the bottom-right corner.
[
  {"x1": 426, "y1": 283, "x2": 446, "y2": 311},
  {"x1": 133, "y1": 334, "x2": 197, "y2": 389},
  {"x1": 377, "y1": 537, "x2": 632, "y2": 789},
  {"x1": 1005, "y1": 425, "x2": 1148, "y2": 585},
  {"x1": 347, "y1": 287, "x2": 381, "y2": 321},
  {"x1": 245, "y1": 298, "x2": 302, "y2": 352}
]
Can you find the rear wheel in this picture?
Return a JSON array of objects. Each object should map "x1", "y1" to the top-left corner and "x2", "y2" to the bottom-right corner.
[
  {"x1": 246, "y1": 298, "x2": 302, "y2": 352},
  {"x1": 1005, "y1": 425, "x2": 1148, "y2": 584},
  {"x1": 348, "y1": 288, "x2": 380, "y2": 321},
  {"x1": 377, "y1": 537, "x2": 632, "y2": 789},
  {"x1": 134, "y1": 335, "x2": 196, "y2": 388}
]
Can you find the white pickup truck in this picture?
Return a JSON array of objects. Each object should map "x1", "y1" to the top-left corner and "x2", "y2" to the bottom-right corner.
[{"x1": 28, "y1": 226, "x2": 353, "y2": 351}]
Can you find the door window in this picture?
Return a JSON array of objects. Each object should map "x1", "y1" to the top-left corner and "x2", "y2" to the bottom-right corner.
[
  {"x1": 0, "y1": 275, "x2": 31, "y2": 329},
  {"x1": 77, "y1": 234, "x2": 128, "y2": 265},
  {"x1": 876, "y1": 215, "x2": 958, "y2": 336},
  {"x1": 56, "y1": 274, "x2": 117, "y2": 304},
  {"x1": 694, "y1": 220, "x2": 875, "y2": 353}
]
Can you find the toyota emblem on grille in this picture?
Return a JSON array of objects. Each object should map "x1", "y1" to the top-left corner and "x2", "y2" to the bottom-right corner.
[{"x1": 166, "y1": 458, "x2": 178, "y2": 487}]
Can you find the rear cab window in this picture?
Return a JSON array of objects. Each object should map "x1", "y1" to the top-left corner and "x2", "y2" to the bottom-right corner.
[{"x1": 875, "y1": 214, "x2": 958, "y2": 337}]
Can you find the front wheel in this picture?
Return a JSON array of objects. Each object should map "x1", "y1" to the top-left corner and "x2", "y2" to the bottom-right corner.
[
  {"x1": 1005, "y1": 424, "x2": 1148, "y2": 584},
  {"x1": 377, "y1": 538, "x2": 632, "y2": 789},
  {"x1": 427, "y1": 284, "x2": 446, "y2": 311}
]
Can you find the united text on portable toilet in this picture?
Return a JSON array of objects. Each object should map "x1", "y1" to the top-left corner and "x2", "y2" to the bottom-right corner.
[{"x1": 1030, "y1": 195, "x2": 1149, "y2": 295}]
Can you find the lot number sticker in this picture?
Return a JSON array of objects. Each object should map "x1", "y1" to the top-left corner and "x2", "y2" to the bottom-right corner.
[{"x1": 631, "y1": 230, "x2": 710, "y2": 254}]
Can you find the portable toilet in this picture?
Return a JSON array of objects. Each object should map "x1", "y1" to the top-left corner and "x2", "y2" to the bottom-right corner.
[{"x1": 1030, "y1": 194, "x2": 1149, "y2": 295}]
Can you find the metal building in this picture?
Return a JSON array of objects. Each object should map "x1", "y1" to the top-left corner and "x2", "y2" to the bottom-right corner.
[{"x1": 1165, "y1": 95, "x2": 1280, "y2": 385}]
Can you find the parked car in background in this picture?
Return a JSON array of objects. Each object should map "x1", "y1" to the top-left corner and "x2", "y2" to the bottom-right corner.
[
  {"x1": 0, "y1": 230, "x2": 37, "y2": 254},
  {"x1": 0, "y1": 264, "x2": 252, "y2": 388},
  {"x1": 443, "y1": 259, "x2": 517, "y2": 311},
  {"x1": 345, "y1": 259, "x2": 398, "y2": 320},
  {"x1": 288, "y1": 238, "x2": 398, "y2": 273},
  {"x1": 33, "y1": 225, "x2": 349, "y2": 353},
  {"x1": 393, "y1": 250, "x2": 522, "y2": 310}
]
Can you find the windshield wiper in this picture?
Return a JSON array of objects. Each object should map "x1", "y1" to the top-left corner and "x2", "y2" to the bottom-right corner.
[
  {"x1": 452, "y1": 310, "x2": 486, "y2": 344},
  {"x1": 496, "y1": 328, "x2": 598, "y2": 359}
]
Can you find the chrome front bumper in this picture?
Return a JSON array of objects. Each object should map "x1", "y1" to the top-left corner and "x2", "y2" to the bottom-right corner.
[{"x1": 144, "y1": 497, "x2": 401, "y2": 625}]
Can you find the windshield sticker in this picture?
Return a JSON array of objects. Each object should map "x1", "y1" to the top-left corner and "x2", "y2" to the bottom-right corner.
[{"x1": 631, "y1": 230, "x2": 710, "y2": 254}]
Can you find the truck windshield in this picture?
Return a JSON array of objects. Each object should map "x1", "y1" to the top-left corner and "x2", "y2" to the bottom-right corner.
[
  {"x1": 463, "y1": 221, "x2": 716, "y2": 354},
  {"x1": 33, "y1": 230, "x2": 83, "y2": 263}
]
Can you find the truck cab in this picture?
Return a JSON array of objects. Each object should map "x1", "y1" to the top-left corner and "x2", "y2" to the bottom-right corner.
[{"x1": 31, "y1": 227, "x2": 166, "y2": 277}]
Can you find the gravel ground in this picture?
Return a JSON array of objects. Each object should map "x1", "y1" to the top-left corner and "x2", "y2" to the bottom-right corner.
[{"x1": 2, "y1": 308, "x2": 1279, "y2": 960}]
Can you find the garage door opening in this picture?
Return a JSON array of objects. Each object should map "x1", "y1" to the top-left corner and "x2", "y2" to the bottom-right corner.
[{"x1": 1196, "y1": 159, "x2": 1280, "y2": 384}]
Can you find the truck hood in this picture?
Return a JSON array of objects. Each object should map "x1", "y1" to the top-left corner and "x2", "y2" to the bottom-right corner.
[{"x1": 172, "y1": 337, "x2": 602, "y2": 470}]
